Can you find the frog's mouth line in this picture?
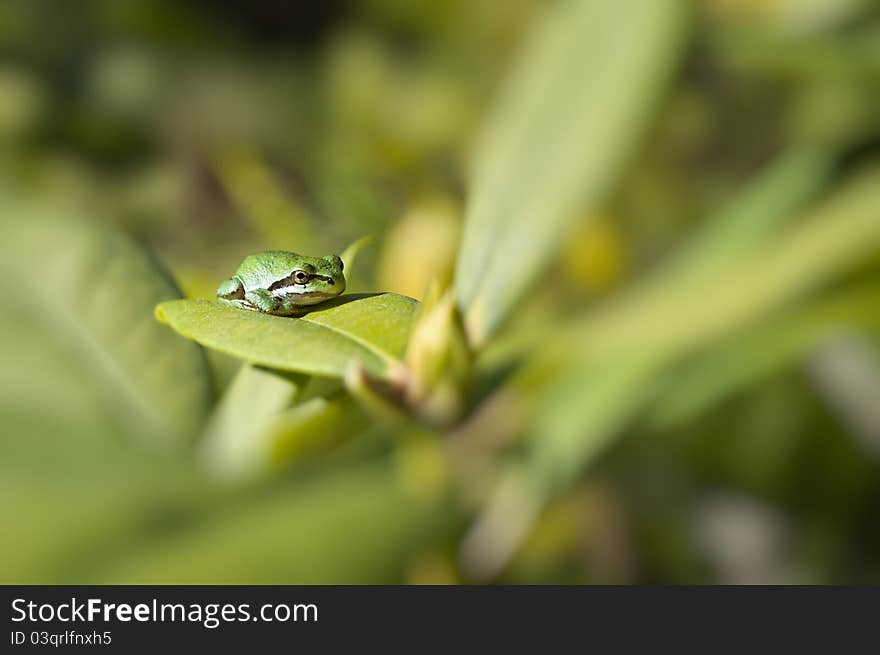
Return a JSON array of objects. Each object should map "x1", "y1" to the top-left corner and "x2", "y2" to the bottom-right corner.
[{"x1": 270, "y1": 287, "x2": 338, "y2": 298}]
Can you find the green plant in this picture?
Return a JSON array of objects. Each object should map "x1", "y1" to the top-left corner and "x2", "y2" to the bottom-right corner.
[{"x1": 4, "y1": 0, "x2": 880, "y2": 584}]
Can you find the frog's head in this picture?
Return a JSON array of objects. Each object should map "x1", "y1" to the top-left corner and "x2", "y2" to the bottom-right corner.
[{"x1": 270, "y1": 254, "x2": 346, "y2": 305}]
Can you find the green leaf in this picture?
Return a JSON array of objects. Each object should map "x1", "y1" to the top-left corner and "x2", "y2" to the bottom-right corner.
[
  {"x1": 339, "y1": 235, "x2": 373, "y2": 280},
  {"x1": 269, "y1": 394, "x2": 370, "y2": 465},
  {"x1": 0, "y1": 208, "x2": 212, "y2": 444},
  {"x1": 199, "y1": 364, "x2": 305, "y2": 479},
  {"x1": 651, "y1": 285, "x2": 880, "y2": 429},
  {"x1": 657, "y1": 145, "x2": 834, "y2": 283},
  {"x1": 199, "y1": 364, "x2": 370, "y2": 479},
  {"x1": 156, "y1": 293, "x2": 419, "y2": 379},
  {"x1": 454, "y1": 0, "x2": 687, "y2": 345}
]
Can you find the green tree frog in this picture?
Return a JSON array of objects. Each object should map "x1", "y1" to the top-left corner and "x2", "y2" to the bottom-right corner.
[{"x1": 217, "y1": 251, "x2": 346, "y2": 315}]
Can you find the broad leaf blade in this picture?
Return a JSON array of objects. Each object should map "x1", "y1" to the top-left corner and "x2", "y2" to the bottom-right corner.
[
  {"x1": 156, "y1": 293, "x2": 419, "y2": 378},
  {"x1": 0, "y1": 210, "x2": 212, "y2": 444},
  {"x1": 651, "y1": 285, "x2": 880, "y2": 429},
  {"x1": 199, "y1": 364, "x2": 305, "y2": 479},
  {"x1": 268, "y1": 394, "x2": 370, "y2": 466},
  {"x1": 658, "y1": 145, "x2": 834, "y2": 282},
  {"x1": 303, "y1": 292, "x2": 416, "y2": 361},
  {"x1": 339, "y1": 235, "x2": 373, "y2": 281},
  {"x1": 455, "y1": 0, "x2": 687, "y2": 345}
]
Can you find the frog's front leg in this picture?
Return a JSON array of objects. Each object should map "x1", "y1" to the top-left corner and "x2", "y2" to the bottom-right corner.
[
  {"x1": 243, "y1": 288, "x2": 281, "y2": 314},
  {"x1": 275, "y1": 296, "x2": 311, "y2": 316},
  {"x1": 217, "y1": 276, "x2": 253, "y2": 311}
]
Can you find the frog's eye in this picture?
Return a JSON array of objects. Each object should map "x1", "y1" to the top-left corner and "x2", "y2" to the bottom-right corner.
[{"x1": 293, "y1": 270, "x2": 310, "y2": 284}]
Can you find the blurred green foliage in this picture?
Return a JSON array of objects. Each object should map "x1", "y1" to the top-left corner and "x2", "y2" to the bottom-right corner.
[{"x1": 2, "y1": 0, "x2": 880, "y2": 584}]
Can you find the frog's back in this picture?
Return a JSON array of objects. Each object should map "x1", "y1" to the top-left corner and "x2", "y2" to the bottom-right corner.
[{"x1": 236, "y1": 251, "x2": 302, "y2": 286}]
